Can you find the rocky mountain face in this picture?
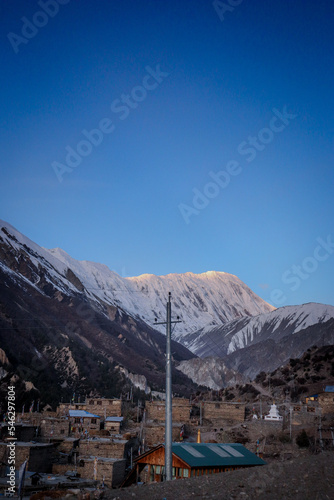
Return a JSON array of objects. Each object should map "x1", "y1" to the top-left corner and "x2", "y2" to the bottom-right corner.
[
  {"x1": 176, "y1": 357, "x2": 244, "y2": 391},
  {"x1": 0, "y1": 222, "x2": 197, "y2": 408},
  {"x1": 178, "y1": 306, "x2": 334, "y2": 387},
  {"x1": 0, "y1": 219, "x2": 333, "y2": 399},
  {"x1": 182, "y1": 303, "x2": 334, "y2": 358}
]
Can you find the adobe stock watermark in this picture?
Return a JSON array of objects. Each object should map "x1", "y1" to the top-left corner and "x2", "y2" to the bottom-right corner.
[
  {"x1": 213, "y1": 0, "x2": 244, "y2": 22},
  {"x1": 270, "y1": 235, "x2": 334, "y2": 306},
  {"x1": 52, "y1": 64, "x2": 169, "y2": 182},
  {"x1": 7, "y1": 0, "x2": 71, "y2": 54},
  {"x1": 178, "y1": 106, "x2": 297, "y2": 224}
]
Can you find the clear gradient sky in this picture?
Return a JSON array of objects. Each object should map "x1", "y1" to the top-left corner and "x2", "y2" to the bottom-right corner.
[{"x1": 1, "y1": 0, "x2": 333, "y2": 308}]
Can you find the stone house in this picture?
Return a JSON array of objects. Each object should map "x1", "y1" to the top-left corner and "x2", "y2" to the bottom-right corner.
[
  {"x1": 0, "y1": 441, "x2": 57, "y2": 472},
  {"x1": 200, "y1": 401, "x2": 245, "y2": 425},
  {"x1": 58, "y1": 398, "x2": 123, "y2": 419},
  {"x1": 146, "y1": 398, "x2": 191, "y2": 423},
  {"x1": 68, "y1": 410, "x2": 101, "y2": 432},
  {"x1": 104, "y1": 416, "x2": 124, "y2": 434}
]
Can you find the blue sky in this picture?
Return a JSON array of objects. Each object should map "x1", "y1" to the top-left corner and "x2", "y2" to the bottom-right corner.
[{"x1": 1, "y1": 0, "x2": 333, "y2": 308}]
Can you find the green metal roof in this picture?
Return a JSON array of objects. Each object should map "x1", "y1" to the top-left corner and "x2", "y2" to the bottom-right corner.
[{"x1": 171, "y1": 443, "x2": 266, "y2": 468}]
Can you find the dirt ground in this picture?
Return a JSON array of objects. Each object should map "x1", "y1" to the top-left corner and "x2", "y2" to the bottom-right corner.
[{"x1": 105, "y1": 451, "x2": 334, "y2": 500}]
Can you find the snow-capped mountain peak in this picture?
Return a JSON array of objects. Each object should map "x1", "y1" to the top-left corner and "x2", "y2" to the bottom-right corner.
[{"x1": 0, "y1": 219, "x2": 274, "y2": 342}]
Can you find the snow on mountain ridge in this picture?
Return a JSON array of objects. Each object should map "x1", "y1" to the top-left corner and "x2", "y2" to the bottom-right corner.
[
  {"x1": 226, "y1": 303, "x2": 334, "y2": 354},
  {"x1": 0, "y1": 220, "x2": 274, "y2": 338}
]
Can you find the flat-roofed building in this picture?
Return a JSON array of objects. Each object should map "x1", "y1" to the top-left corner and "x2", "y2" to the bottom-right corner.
[
  {"x1": 68, "y1": 410, "x2": 100, "y2": 432},
  {"x1": 104, "y1": 416, "x2": 124, "y2": 434}
]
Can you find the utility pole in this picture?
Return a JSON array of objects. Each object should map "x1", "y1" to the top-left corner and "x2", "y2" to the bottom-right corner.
[
  {"x1": 154, "y1": 292, "x2": 181, "y2": 481},
  {"x1": 319, "y1": 408, "x2": 324, "y2": 451}
]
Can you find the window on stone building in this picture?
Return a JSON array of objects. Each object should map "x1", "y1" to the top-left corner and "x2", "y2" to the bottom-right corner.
[
  {"x1": 97, "y1": 401, "x2": 102, "y2": 405},
  {"x1": 215, "y1": 403, "x2": 220, "y2": 409},
  {"x1": 89, "y1": 400, "x2": 94, "y2": 405},
  {"x1": 91, "y1": 418, "x2": 97, "y2": 424}
]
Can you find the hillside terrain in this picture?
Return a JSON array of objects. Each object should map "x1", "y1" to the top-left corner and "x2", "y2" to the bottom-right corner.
[
  {"x1": 105, "y1": 451, "x2": 334, "y2": 500},
  {"x1": 197, "y1": 344, "x2": 334, "y2": 404},
  {"x1": 178, "y1": 311, "x2": 334, "y2": 388},
  {"x1": 1, "y1": 219, "x2": 334, "y2": 409}
]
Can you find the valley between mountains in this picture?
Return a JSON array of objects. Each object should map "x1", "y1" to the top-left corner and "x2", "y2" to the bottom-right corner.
[{"x1": 0, "y1": 219, "x2": 333, "y2": 407}]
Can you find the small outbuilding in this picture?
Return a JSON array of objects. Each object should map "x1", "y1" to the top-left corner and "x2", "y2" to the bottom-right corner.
[{"x1": 104, "y1": 416, "x2": 124, "y2": 434}]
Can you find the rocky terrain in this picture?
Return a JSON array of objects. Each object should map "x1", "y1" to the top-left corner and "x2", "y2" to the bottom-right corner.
[
  {"x1": 105, "y1": 451, "x2": 334, "y2": 500},
  {"x1": 1, "y1": 219, "x2": 334, "y2": 409},
  {"x1": 216, "y1": 344, "x2": 334, "y2": 404}
]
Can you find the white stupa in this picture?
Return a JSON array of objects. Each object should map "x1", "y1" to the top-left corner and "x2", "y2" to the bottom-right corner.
[{"x1": 264, "y1": 402, "x2": 283, "y2": 421}]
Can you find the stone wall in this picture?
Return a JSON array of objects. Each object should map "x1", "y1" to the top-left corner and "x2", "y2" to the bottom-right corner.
[
  {"x1": 58, "y1": 399, "x2": 123, "y2": 418},
  {"x1": 318, "y1": 393, "x2": 334, "y2": 415},
  {"x1": 39, "y1": 417, "x2": 69, "y2": 438},
  {"x1": 77, "y1": 457, "x2": 126, "y2": 488},
  {"x1": 201, "y1": 401, "x2": 245, "y2": 424},
  {"x1": 146, "y1": 398, "x2": 191, "y2": 423},
  {"x1": 85, "y1": 399, "x2": 123, "y2": 418},
  {"x1": 0, "y1": 424, "x2": 36, "y2": 441},
  {"x1": 79, "y1": 438, "x2": 128, "y2": 459},
  {"x1": 0, "y1": 442, "x2": 56, "y2": 472},
  {"x1": 144, "y1": 425, "x2": 183, "y2": 448}
]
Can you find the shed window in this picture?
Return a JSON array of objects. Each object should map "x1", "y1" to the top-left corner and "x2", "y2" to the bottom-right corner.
[{"x1": 156, "y1": 465, "x2": 161, "y2": 474}]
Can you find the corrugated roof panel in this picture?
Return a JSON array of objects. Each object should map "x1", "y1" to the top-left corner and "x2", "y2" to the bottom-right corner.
[
  {"x1": 69, "y1": 410, "x2": 100, "y2": 418},
  {"x1": 105, "y1": 416, "x2": 123, "y2": 422},
  {"x1": 181, "y1": 444, "x2": 205, "y2": 458},
  {"x1": 221, "y1": 445, "x2": 244, "y2": 457}
]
